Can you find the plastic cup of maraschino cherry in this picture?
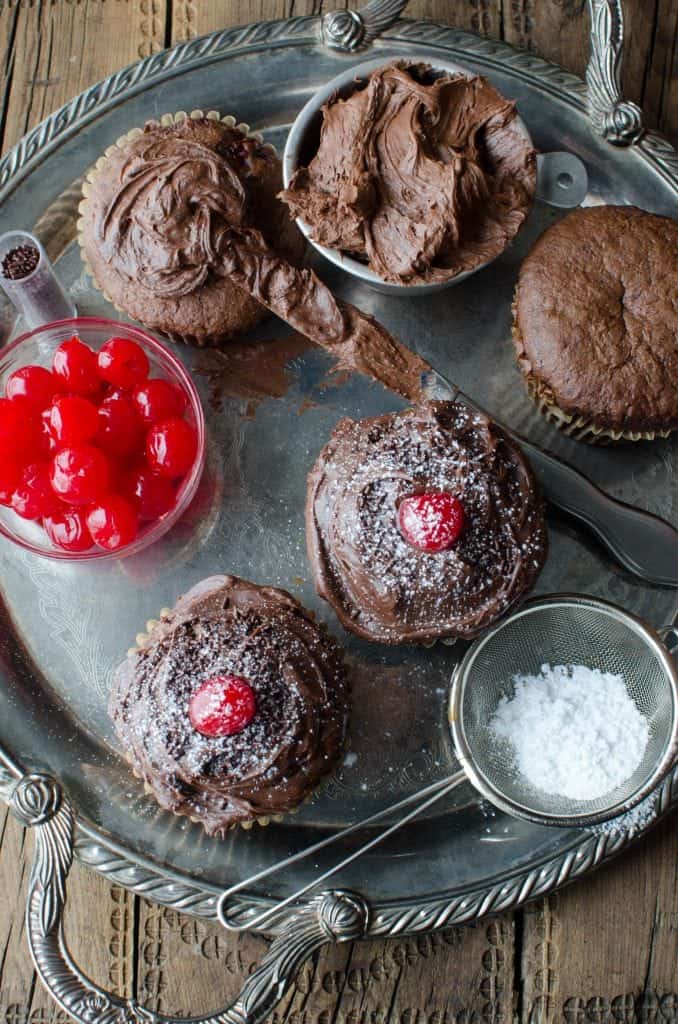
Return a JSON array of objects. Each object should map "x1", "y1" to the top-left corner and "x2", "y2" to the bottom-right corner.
[{"x1": 0, "y1": 317, "x2": 205, "y2": 560}]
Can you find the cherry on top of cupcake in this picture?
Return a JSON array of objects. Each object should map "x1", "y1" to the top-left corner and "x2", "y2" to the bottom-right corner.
[
  {"x1": 0, "y1": 333, "x2": 197, "y2": 554},
  {"x1": 398, "y1": 492, "x2": 465, "y2": 553},
  {"x1": 189, "y1": 674, "x2": 257, "y2": 738}
]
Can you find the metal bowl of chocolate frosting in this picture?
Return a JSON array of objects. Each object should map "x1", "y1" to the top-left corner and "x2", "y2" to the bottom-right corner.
[{"x1": 282, "y1": 58, "x2": 538, "y2": 296}]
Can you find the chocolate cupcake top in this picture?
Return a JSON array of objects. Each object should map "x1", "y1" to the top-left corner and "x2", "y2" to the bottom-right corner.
[
  {"x1": 306, "y1": 402, "x2": 547, "y2": 644},
  {"x1": 514, "y1": 206, "x2": 678, "y2": 434},
  {"x1": 110, "y1": 575, "x2": 348, "y2": 835},
  {"x1": 80, "y1": 116, "x2": 305, "y2": 343},
  {"x1": 282, "y1": 63, "x2": 536, "y2": 284}
]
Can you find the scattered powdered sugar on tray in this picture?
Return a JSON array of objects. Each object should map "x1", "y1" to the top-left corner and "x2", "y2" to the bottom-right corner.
[
  {"x1": 589, "y1": 791, "x2": 658, "y2": 836},
  {"x1": 490, "y1": 664, "x2": 650, "y2": 802}
]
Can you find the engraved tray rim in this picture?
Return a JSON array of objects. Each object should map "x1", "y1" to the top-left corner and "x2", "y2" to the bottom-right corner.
[{"x1": 0, "y1": 13, "x2": 677, "y2": 937}]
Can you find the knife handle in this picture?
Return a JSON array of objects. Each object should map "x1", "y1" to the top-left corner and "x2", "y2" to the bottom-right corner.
[{"x1": 522, "y1": 440, "x2": 678, "y2": 588}]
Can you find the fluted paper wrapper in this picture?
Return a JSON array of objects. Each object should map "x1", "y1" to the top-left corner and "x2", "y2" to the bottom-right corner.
[{"x1": 511, "y1": 309, "x2": 670, "y2": 445}]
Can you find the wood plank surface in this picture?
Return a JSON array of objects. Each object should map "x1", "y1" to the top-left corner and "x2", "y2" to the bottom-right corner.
[
  {"x1": 0, "y1": 3, "x2": 677, "y2": 1024},
  {"x1": 1, "y1": 0, "x2": 168, "y2": 152}
]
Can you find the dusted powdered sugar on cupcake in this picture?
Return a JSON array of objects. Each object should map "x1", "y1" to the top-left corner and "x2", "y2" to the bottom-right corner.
[
  {"x1": 490, "y1": 664, "x2": 650, "y2": 801},
  {"x1": 110, "y1": 575, "x2": 348, "y2": 835},
  {"x1": 306, "y1": 402, "x2": 547, "y2": 644}
]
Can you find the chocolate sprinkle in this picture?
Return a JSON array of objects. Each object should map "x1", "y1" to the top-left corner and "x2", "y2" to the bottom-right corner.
[{"x1": 1, "y1": 244, "x2": 40, "y2": 281}]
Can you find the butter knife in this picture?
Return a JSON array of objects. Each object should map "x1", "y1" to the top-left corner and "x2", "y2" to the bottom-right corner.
[{"x1": 420, "y1": 369, "x2": 678, "y2": 588}]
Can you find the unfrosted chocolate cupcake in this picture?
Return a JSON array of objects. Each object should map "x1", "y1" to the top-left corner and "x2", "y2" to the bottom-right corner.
[
  {"x1": 306, "y1": 402, "x2": 547, "y2": 645},
  {"x1": 79, "y1": 112, "x2": 305, "y2": 346},
  {"x1": 110, "y1": 575, "x2": 348, "y2": 835},
  {"x1": 513, "y1": 206, "x2": 678, "y2": 442}
]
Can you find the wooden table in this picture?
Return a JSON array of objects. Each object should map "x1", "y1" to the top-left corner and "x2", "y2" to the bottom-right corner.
[{"x1": 1, "y1": 3, "x2": 676, "y2": 1022}]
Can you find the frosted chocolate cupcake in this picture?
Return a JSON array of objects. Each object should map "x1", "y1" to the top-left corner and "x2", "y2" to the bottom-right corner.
[
  {"x1": 513, "y1": 206, "x2": 678, "y2": 442},
  {"x1": 110, "y1": 575, "x2": 348, "y2": 835},
  {"x1": 79, "y1": 112, "x2": 305, "y2": 346},
  {"x1": 306, "y1": 402, "x2": 547, "y2": 644}
]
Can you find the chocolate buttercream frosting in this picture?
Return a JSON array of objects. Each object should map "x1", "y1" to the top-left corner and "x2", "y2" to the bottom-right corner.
[
  {"x1": 282, "y1": 63, "x2": 536, "y2": 284},
  {"x1": 306, "y1": 402, "x2": 547, "y2": 644},
  {"x1": 110, "y1": 575, "x2": 348, "y2": 835},
  {"x1": 81, "y1": 117, "x2": 307, "y2": 344},
  {"x1": 84, "y1": 116, "x2": 429, "y2": 398}
]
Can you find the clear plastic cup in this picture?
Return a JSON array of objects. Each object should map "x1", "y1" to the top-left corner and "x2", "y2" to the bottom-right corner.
[{"x1": 0, "y1": 231, "x2": 76, "y2": 329}]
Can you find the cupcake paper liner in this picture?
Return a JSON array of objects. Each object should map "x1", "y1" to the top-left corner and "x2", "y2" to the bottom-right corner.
[
  {"x1": 511, "y1": 304, "x2": 672, "y2": 445},
  {"x1": 78, "y1": 109, "x2": 276, "y2": 348}
]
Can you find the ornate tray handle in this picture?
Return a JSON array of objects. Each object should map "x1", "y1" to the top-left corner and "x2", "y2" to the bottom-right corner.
[
  {"x1": 322, "y1": 0, "x2": 408, "y2": 51},
  {"x1": 8, "y1": 773, "x2": 369, "y2": 1024},
  {"x1": 320, "y1": 0, "x2": 665, "y2": 164},
  {"x1": 585, "y1": 0, "x2": 644, "y2": 144}
]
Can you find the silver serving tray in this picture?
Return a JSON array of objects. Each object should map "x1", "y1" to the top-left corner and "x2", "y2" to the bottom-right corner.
[{"x1": 0, "y1": 3, "x2": 676, "y2": 1022}]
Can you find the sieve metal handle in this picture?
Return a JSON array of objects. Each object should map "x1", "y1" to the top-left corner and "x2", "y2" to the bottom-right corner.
[
  {"x1": 1, "y1": 769, "x2": 370, "y2": 1024},
  {"x1": 218, "y1": 770, "x2": 467, "y2": 934}
]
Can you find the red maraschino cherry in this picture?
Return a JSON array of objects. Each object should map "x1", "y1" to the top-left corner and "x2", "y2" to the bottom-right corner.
[
  {"x1": 6, "y1": 365, "x2": 58, "y2": 411},
  {"x1": 0, "y1": 456, "x2": 21, "y2": 505},
  {"x1": 133, "y1": 378, "x2": 187, "y2": 425},
  {"x1": 52, "y1": 337, "x2": 100, "y2": 396},
  {"x1": 97, "y1": 337, "x2": 149, "y2": 390},
  {"x1": 50, "y1": 444, "x2": 110, "y2": 505},
  {"x1": 124, "y1": 465, "x2": 176, "y2": 520},
  {"x1": 11, "y1": 462, "x2": 57, "y2": 520},
  {"x1": 0, "y1": 397, "x2": 39, "y2": 456},
  {"x1": 46, "y1": 394, "x2": 99, "y2": 447},
  {"x1": 146, "y1": 417, "x2": 197, "y2": 478},
  {"x1": 398, "y1": 492, "x2": 465, "y2": 553},
  {"x1": 86, "y1": 495, "x2": 139, "y2": 551},
  {"x1": 189, "y1": 675, "x2": 256, "y2": 738},
  {"x1": 43, "y1": 508, "x2": 94, "y2": 552},
  {"x1": 97, "y1": 391, "x2": 144, "y2": 458}
]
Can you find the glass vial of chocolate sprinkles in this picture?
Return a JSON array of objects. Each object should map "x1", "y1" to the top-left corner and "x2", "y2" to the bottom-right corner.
[{"x1": 0, "y1": 230, "x2": 76, "y2": 331}]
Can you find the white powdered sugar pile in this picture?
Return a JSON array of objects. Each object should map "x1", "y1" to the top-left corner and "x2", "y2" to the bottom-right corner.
[{"x1": 490, "y1": 664, "x2": 650, "y2": 801}]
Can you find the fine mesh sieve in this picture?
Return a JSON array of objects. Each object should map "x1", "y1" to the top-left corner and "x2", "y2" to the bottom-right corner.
[
  {"x1": 450, "y1": 594, "x2": 678, "y2": 828},
  {"x1": 219, "y1": 594, "x2": 678, "y2": 933}
]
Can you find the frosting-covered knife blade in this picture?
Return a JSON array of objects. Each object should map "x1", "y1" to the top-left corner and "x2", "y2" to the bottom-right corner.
[{"x1": 420, "y1": 369, "x2": 678, "y2": 588}]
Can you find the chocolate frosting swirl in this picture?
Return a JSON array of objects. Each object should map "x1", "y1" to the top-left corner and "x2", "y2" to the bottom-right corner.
[
  {"x1": 306, "y1": 402, "x2": 547, "y2": 644},
  {"x1": 98, "y1": 134, "x2": 247, "y2": 299},
  {"x1": 282, "y1": 63, "x2": 537, "y2": 284},
  {"x1": 110, "y1": 575, "x2": 348, "y2": 835}
]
